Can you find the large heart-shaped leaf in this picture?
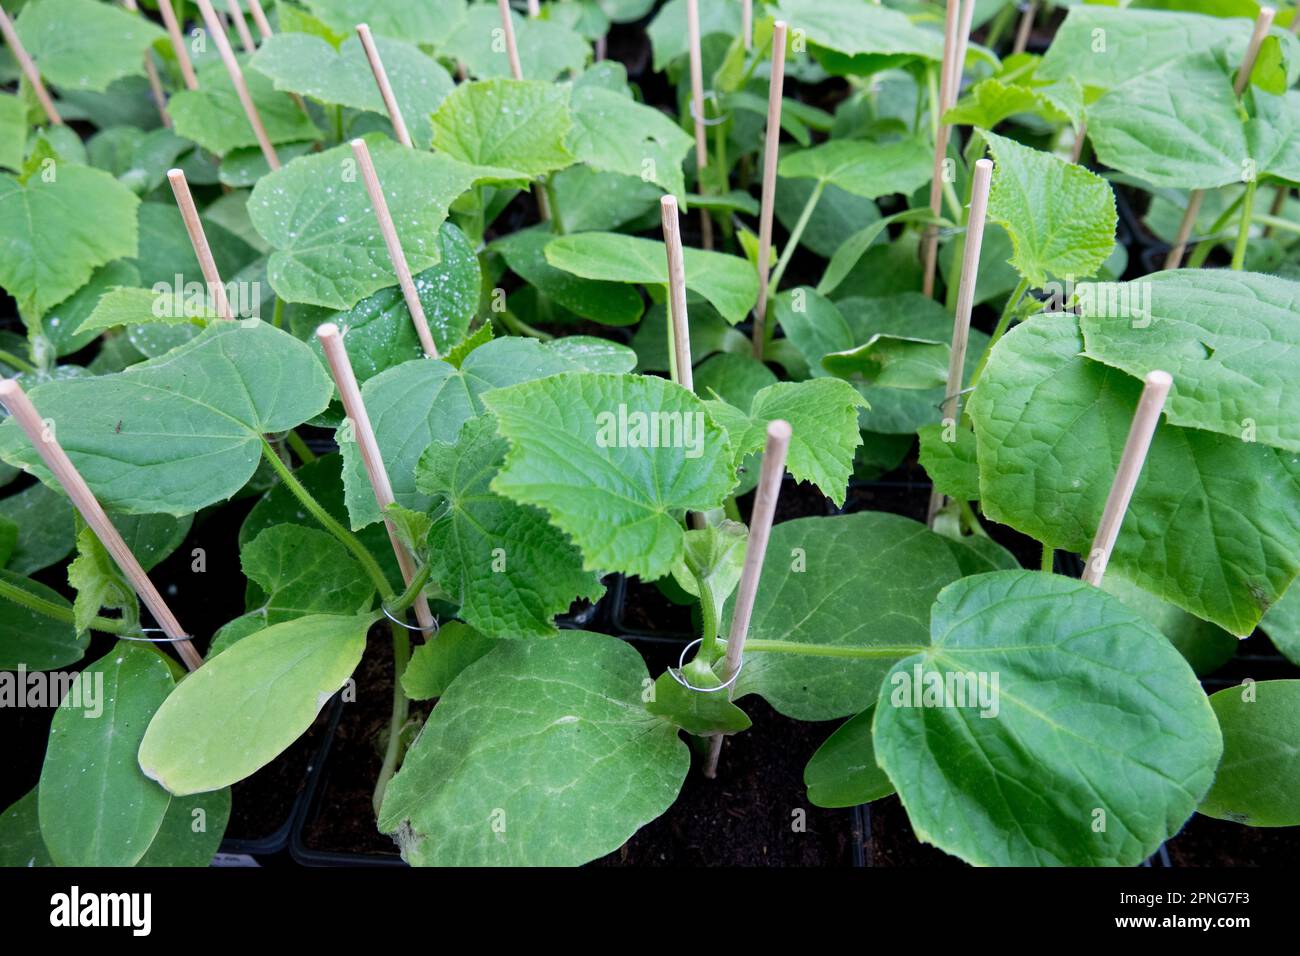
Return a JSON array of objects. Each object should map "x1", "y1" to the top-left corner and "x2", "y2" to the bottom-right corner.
[
  {"x1": 874, "y1": 571, "x2": 1222, "y2": 866},
  {"x1": 567, "y1": 84, "x2": 691, "y2": 197},
  {"x1": 39, "y1": 643, "x2": 174, "y2": 866},
  {"x1": 1200, "y1": 680, "x2": 1300, "y2": 827},
  {"x1": 968, "y1": 312, "x2": 1300, "y2": 636},
  {"x1": 139, "y1": 613, "x2": 374, "y2": 795},
  {"x1": 484, "y1": 372, "x2": 736, "y2": 579},
  {"x1": 378, "y1": 630, "x2": 688, "y2": 865},
  {"x1": 0, "y1": 321, "x2": 333, "y2": 516},
  {"x1": 15, "y1": 0, "x2": 164, "y2": 92},
  {"x1": 169, "y1": 60, "x2": 322, "y2": 157}
]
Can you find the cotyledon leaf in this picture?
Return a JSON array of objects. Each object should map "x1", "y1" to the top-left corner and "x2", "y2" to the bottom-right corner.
[
  {"x1": 484, "y1": 372, "x2": 737, "y2": 580},
  {"x1": 968, "y1": 312, "x2": 1300, "y2": 636},
  {"x1": 136, "y1": 787, "x2": 231, "y2": 867},
  {"x1": 0, "y1": 321, "x2": 333, "y2": 517},
  {"x1": 378, "y1": 630, "x2": 689, "y2": 866},
  {"x1": 493, "y1": 227, "x2": 644, "y2": 326},
  {"x1": 1200, "y1": 680, "x2": 1300, "y2": 827},
  {"x1": 874, "y1": 571, "x2": 1222, "y2": 867},
  {"x1": 729, "y1": 512, "x2": 966, "y2": 722},
  {"x1": 804, "y1": 706, "x2": 895, "y2": 809},
  {"x1": 138, "y1": 613, "x2": 374, "y2": 795},
  {"x1": 0, "y1": 788, "x2": 53, "y2": 867},
  {"x1": 416, "y1": 414, "x2": 604, "y2": 639},
  {"x1": 1078, "y1": 270, "x2": 1300, "y2": 453},
  {"x1": 0, "y1": 570, "x2": 88, "y2": 670},
  {"x1": 39, "y1": 643, "x2": 175, "y2": 866}
]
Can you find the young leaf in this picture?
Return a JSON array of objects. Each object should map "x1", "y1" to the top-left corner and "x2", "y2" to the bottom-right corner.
[
  {"x1": 136, "y1": 788, "x2": 231, "y2": 867},
  {"x1": 251, "y1": 33, "x2": 454, "y2": 148},
  {"x1": 138, "y1": 613, "x2": 375, "y2": 795},
  {"x1": 0, "y1": 569, "x2": 87, "y2": 670},
  {"x1": 778, "y1": 138, "x2": 932, "y2": 199},
  {"x1": 670, "y1": 520, "x2": 747, "y2": 626},
  {"x1": 168, "y1": 61, "x2": 322, "y2": 157},
  {"x1": 1079, "y1": 270, "x2": 1300, "y2": 453},
  {"x1": 484, "y1": 372, "x2": 736, "y2": 580},
  {"x1": 1201, "y1": 680, "x2": 1300, "y2": 827},
  {"x1": 0, "y1": 165, "x2": 140, "y2": 317},
  {"x1": 248, "y1": 138, "x2": 481, "y2": 309},
  {"x1": 874, "y1": 571, "x2": 1222, "y2": 866},
  {"x1": 378, "y1": 630, "x2": 689, "y2": 866},
  {"x1": 804, "y1": 706, "x2": 895, "y2": 809},
  {"x1": 39, "y1": 643, "x2": 175, "y2": 866},
  {"x1": 982, "y1": 130, "x2": 1117, "y2": 287},
  {"x1": 944, "y1": 76, "x2": 1080, "y2": 130},
  {"x1": 544, "y1": 232, "x2": 759, "y2": 325},
  {"x1": 15, "y1": 0, "x2": 164, "y2": 93},
  {"x1": 567, "y1": 84, "x2": 692, "y2": 197},
  {"x1": 0, "y1": 321, "x2": 334, "y2": 516},
  {"x1": 241, "y1": 525, "x2": 375, "y2": 624},
  {"x1": 401, "y1": 621, "x2": 496, "y2": 700},
  {"x1": 67, "y1": 524, "x2": 136, "y2": 636},
  {"x1": 431, "y1": 79, "x2": 575, "y2": 178},
  {"x1": 968, "y1": 313, "x2": 1300, "y2": 636},
  {"x1": 416, "y1": 415, "x2": 604, "y2": 639},
  {"x1": 647, "y1": 659, "x2": 752, "y2": 736},
  {"x1": 731, "y1": 513, "x2": 966, "y2": 721}
]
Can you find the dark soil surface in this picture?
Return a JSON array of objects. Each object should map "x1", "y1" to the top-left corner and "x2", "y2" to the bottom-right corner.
[{"x1": 861, "y1": 796, "x2": 965, "y2": 868}]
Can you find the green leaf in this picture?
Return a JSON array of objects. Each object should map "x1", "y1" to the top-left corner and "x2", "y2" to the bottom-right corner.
[
  {"x1": 0, "y1": 483, "x2": 75, "y2": 575},
  {"x1": 338, "y1": 337, "x2": 585, "y2": 529},
  {"x1": 77, "y1": 286, "x2": 193, "y2": 336},
  {"x1": 417, "y1": 415, "x2": 604, "y2": 639},
  {"x1": 68, "y1": 524, "x2": 136, "y2": 635},
  {"x1": 542, "y1": 336, "x2": 637, "y2": 374},
  {"x1": 771, "y1": 0, "x2": 943, "y2": 73},
  {"x1": 169, "y1": 60, "x2": 321, "y2": 157},
  {"x1": 39, "y1": 643, "x2": 175, "y2": 866},
  {"x1": 1101, "y1": 572, "x2": 1238, "y2": 677},
  {"x1": 544, "y1": 232, "x2": 759, "y2": 325},
  {"x1": 944, "y1": 76, "x2": 1078, "y2": 130},
  {"x1": 875, "y1": 571, "x2": 1222, "y2": 866},
  {"x1": 647, "y1": 659, "x2": 752, "y2": 736},
  {"x1": 250, "y1": 138, "x2": 484, "y2": 309},
  {"x1": 0, "y1": 321, "x2": 333, "y2": 516},
  {"x1": 443, "y1": 4, "x2": 589, "y2": 81},
  {"x1": 445, "y1": 323, "x2": 494, "y2": 369},
  {"x1": 241, "y1": 525, "x2": 375, "y2": 624},
  {"x1": 733, "y1": 512, "x2": 965, "y2": 720},
  {"x1": 251, "y1": 33, "x2": 453, "y2": 148},
  {"x1": 804, "y1": 706, "x2": 895, "y2": 809},
  {"x1": 0, "y1": 789, "x2": 53, "y2": 867},
  {"x1": 136, "y1": 788, "x2": 231, "y2": 867},
  {"x1": 670, "y1": 520, "x2": 747, "y2": 613},
  {"x1": 567, "y1": 84, "x2": 692, "y2": 196},
  {"x1": 484, "y1": 372, "x2": 736, "y2": 580},
  {"x1": 778, "y1": 138, "x2": 932, "y2": 199},
  {"x1": 632, "y1": 302, "x2": 748, "y2": 372},
  {"x1": 552, "y1": 166, "x2": 663, "y2": 232},
  {"x1": 379, "y1": 630, "x2": 688, "y2": 866},
  {"x1": 1079, "y1": 270, "x2": 1300, "y2": 453},
  {"x1": 0, "y1": 94, "x2": 26, "y2": 173},
  {"x1": 918, "y1": 421, "x2": 981, "y2": 501},
  {"x1": 290, "y1": 222, "x2": 481, "y2": 373},
  {"x1": 494, "y1": 228, "x2": 644, "y2": 326},
  {"x1": 431, "y1": 78, "x2": 575, "y2": 178},
  {"x1": 305, "y1": 0, "x2": 465, "y2": 44},
  {"x1": 1262, "y1": 585, "x2": 1300, "y2": 667},
  {"x1": 968, "y1": 312, "x2": 1300, "y2": 636},
  {"x1": 139, "y1": 613, "x2": 374, "y2": 795},
  {"x1": 401, "y1": 621, "x2": 496, "y2": 700},
  {"x1": 982, "y1": 130, "x2": 1116, "y2": 287},
  {"x1": 0, "y1": 514, "x2": 15, "y2": 567},
  {"x1": 817, "y1": 208, "x2": 936, "y2": 297},
  {"x1": 823, "y1": 335, "x2": 949, "y2": 389},
  {"x1": 647, "y1": 0, "x2": 739, "y2": 71},
  {"x1": 708, "y1": 379, "x2": 867, "y2": 506},
  {"x1": 15, "y1": 0, "x2": 164, "y2": 92},
  {"x1": 0, "y1": 569, "x2": 86, "y2": 669},
  {"x1": 695, "y1": 353, "x2": 778, "y2": 410},
  {"x1": 1201, "y1": 680, "x2": 1300, "y2": 827},
  {"x1": 0, "y1": 164, "x2": 140, "y2": 317},
  {"x1": 131, "y1": 200, "x2": 259, "y2": 292},
  {"x1": 384, "y1": 503, "x2": 431, "y2": 559}
]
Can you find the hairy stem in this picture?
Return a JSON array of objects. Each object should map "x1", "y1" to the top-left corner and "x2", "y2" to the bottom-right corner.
[
  {"x1": 372, "y1": 618, "x2": 411, "y2": 818},
  {"x1": 1040, "y1": 541, "x2": 1054, "y2": 573},
  {"x1": 0, "y1": 577, "x2": 136, "y2": 637},
  {"x1": 767, "y1": 178, "x2": 825, "y2": 298},
  {"x1": 285, "y1": 429, "x2": 317, "y2": 465},
  {"x1": 740, "y1": 638, "x2": 926, "y2": 660},
  {"x1": 0, "y1": 348, "x2": 36, "y2": 374},
  {"x1": 1231, "y1": 178, "x2": 1257, "y2": 271},
  {"x1": 969, "y1": 276, "x2": 1032, "y2": 388},
  {"x1": 387, "y1": 562, "x2": 431, "y2": 616}
]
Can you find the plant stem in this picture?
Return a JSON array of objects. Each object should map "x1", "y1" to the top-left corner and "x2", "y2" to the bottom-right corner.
[
  {"x1": 285, "y1": 429, "x2": 317, "y2": 465},
  {"x1": 767, "y1": 178, "x2": 825, "y2": 298},
  {"x1": 372, "y1": 618, "x2": 410, "y2": 818},
  {"x1": 0, "y1": 577, "x2": 136, "y2": 636},
  {"x1": 969, "y1": 276, "x2": 1032, "y2": 388},
  {"x1": 1231, "y1": 178, "x2": 1257, "y2": 270},
  {"x1": 497, "y1": 309, "x2": 553, "y2": 340},
  {"x1": 741, "y1": 638, "x2": 926, "y2": 660},
  {"x1": 387, "y1": 562, "x2": 431, "y2": 616},
  {"x1": 1040, "y1": 541, "x2": 1054, "y2": 573},
  {"x1": 332, "y1": 104, "x2": 343, "y2": 143},
  {"x1": 1253, "y1": 212, "x2": 1300, "y2": 234},
  {"x1": 271, "y1": 296, "x2": 284, "y2": 329},
  {"x1": 543, "y1": 174, "x2": 564, "y2": 235},
  {"x1": 1186, "y1": 191, "x2": 1247, "y2": 268},
  {"x1": 259, "y1": 441, "x2": 393, "y2": 599},
  {"x1": 0, "y1": 348, "x2": 36, "y2": 374}
]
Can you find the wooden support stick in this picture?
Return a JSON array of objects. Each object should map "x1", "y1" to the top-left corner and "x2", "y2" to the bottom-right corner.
[
  {"x1": 167, "y1": 169, "x2": 235, "y2": 322},
  {"x1": 527, "y1": 0, "x2": 541, "y2": 15},
  {"x1": 350, "y1": 139, "x2": 439, "y2": 358},
  {"x1": 742, "y1": 0, "x2": 752, "y2": 50},
  {"x1": 0, "y1": 380, "x2": 204, "y2": 671},
  {"x1": 158, "y1": 0, "x2": 199, "y2": 91},
  {"x1": 357, "y1": 24, "x2": 412, "y2": 148},
  {"x1": 921, "y1": 0, "x2": 961, "y2": 298},
  {"x1": 1266, "y1": 12, "x2": 1296, "y2": 228},
  {"x1": 661, "y1": 196, "x2": 694, "y2": 393},
  {"x1": 949, "y1": 0, "x2": 977, "y2": 110},
  {"x1": 687, "y1": 0, "x2": 714, "y2": 249},
  {"x1": 1166, "y1": 8, "x2": 1273, "y2": 268},
  {"x1": 1070, "y1": 121, "x2": 1087, "y2": 164},
  {"x1": 121, "y1": 0, "x2": 171, "y2": 128},
  {"x1": 0, "y1": 5, "x2": 61, "y2": 125},
  {"x1": 497, "y1": 0, "x2": 524, "y2": 80},
  {"x1": 246, "y1": 0, "x2": 273, "y2": 39},
  {"x1": 1081, "y1": 371, "x2": 1172, "y2": 587},
  {"x1": 1012, "y1": 0, "x2": 1037, "y2": 55},
  {"x1": 753, "y1": 21, "x2": 787, "y2": 362},
  {"x1": 927, "y1": 158, "x2": 993, "y2": 527},
  {"x1": 703, "y1": 419, "x2": 792, "y2": 779},
  {"x1": 195, "y1": 0, "x2": 280, "y2": 169},
  {"x1": 226, "y1": 0, "x2": 257, "y2": 53},
  {"x1": 316, "y1": 325, "x2": 437, "y2": 633}
]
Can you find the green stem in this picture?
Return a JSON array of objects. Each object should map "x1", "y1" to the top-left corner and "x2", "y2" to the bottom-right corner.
[
  {"x1": 1231, "y1": 178, "x2": 1257, "y2": 271},
  {"x1": 497, "y1": 310, "x2": 553, "y2": 340},
  {"x1": 372, "y1": 619, "x2": 410, "y2": 818},
  {"x1": 969, "y1": 276, "x2": 1032, "y2": 388},
  {"x1": 1253, "y1": 212, "x2": 1300, "y2": 234},
  {"x1": 1040, "y1": 542, "x2": 1054, "y2": 573},
  {"x1": 285, "y1": 429, "x2": 317, "y2": 465},
  {"x1": 742, "y1": 638, "x2": 927, "y2": 660},
  {"x1": 387, "y1": 562, "x2": 431, "y2": 616},
  {"x1": 1186, "y1": 191, "x2": 1247, "y2": 268},
  {"x1": 271, "y1": 296, "x2": 284, "y2": 330},
  {"x1": 332, "y1": 104, "x2": 344, "y2": 143},
  {"x1": 767, "y1": 178, "x2": 825, "y2": 298},
  {"x1": 0, "y1": 577, "x2": 136, "y2": 636},
  {"x1": 259, "y1": 441, "x2": 393, "y2": 599},
  {"x1": 543, "y1": 174, "x2": 564, "y2": 235},
  {"x1": 0, "y1": 348, "x2": 36, "y2": 375},
  {"x1": 926, "y1": 63, "x2": 940, "y2": 144}
]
